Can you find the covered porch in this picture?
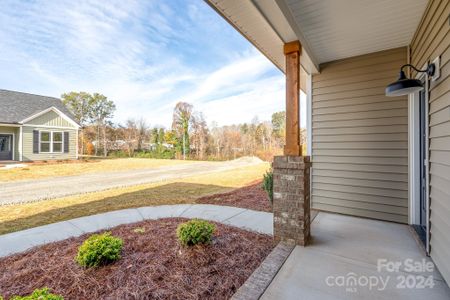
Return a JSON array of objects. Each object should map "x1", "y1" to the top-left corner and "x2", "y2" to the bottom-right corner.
[
  {"x1": 207, "y1": 0, "x2": 450, "y2": 298},
  {"x1": 262, "y1": 211, "x2": 449, "y2": 299}
]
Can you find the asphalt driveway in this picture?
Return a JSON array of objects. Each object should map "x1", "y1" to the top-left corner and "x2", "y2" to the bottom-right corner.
[{"x1": 0, "y1": 158, "x2": 263, "y2": 205}]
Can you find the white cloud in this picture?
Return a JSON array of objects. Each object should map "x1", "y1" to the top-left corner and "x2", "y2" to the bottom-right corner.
[{"x1": 0, "y1": 0, "x2": 288, "y2": 128}]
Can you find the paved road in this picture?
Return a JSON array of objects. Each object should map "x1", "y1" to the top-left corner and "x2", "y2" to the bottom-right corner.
[{"x1": 0, "y1": 158, "x2": 263, "y2": 205}]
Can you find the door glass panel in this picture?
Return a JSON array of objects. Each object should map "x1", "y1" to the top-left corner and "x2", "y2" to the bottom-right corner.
[
  {"x1": 412, "y1": 86, "x2": 427, "y2": 247},
  {"x1": 0, "y1": 137, "x2": 7, "y2": 152}
]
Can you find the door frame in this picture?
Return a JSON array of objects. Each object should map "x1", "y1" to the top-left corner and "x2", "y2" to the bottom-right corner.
[
  {"x1": 0, "y1": 133, "x2": 15, "y2": 161},
  {"x1": 408, "y1": 68, "x2": 430, "y2": 254}
]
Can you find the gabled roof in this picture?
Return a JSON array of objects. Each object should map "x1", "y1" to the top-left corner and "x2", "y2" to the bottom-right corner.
[{"x1": 0, "y1": 89, "x2": 77, "y2": 125}]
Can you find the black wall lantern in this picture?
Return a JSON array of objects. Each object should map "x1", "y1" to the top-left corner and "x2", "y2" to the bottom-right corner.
[{"x1": 385, "y1": 63, "x2": 436, "y2": 97}]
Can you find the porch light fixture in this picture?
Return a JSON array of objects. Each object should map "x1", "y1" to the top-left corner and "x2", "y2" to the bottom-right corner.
[{"x1": 385, "y1": 63, "x2": 436, "y2": 96}]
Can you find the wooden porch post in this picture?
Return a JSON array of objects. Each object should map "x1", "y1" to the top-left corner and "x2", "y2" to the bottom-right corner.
[
  {"x1": 273, "y1": 40, "x2": 310, "y2": 246},
  {"x1": 283, "y1": 41, "x2": 302, "y2": 156}
]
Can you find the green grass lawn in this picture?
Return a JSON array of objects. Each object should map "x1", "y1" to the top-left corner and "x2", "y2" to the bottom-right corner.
[{"x1": 0, "y1": 163, "x2": 270, "y2": 234}]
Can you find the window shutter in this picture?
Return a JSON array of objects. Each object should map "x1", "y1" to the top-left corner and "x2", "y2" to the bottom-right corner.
[
  {"x1": 33, "y1": 130, "x2": 39, "y2": 154},
  {"x1": 64, "y1": 132, "x2": 69, "y2": 153}
]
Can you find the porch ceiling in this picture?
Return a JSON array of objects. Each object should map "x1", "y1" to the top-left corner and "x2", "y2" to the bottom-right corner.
[
  {"x1": 281, "y1": 0, "x2": 428, "y2": 64},
  {"x1": 206, "y1": 0, "x2": 428, "y2": 73}
]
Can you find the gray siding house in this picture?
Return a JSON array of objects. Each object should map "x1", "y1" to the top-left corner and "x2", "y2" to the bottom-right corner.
[{"x1": 0, "y1": 89, "x2": 79, "y2": 161}]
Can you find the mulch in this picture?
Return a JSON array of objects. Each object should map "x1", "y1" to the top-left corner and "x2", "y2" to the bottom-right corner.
[
  {"x1": 0, "y1": 218, "x2": 274, "y2": 300},
  {"x1": 196, "y1": 180, "x2": 272, "y2": 212}
]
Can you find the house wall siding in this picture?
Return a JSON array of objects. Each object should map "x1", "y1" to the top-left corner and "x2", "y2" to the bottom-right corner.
[
  {"x1": 311, "y1": 47, "x2": 409, "y2": 223},
  {"x1": 0, "y1": 126, "x2": 19, "y2": 160},
  {"x1": 21, "y1": 126, "x2": 77, "y2": 161},
  {"x1": 25, "y1": 110, "x2": 74, "y2": 128},
  {"x1": 410, "y1": 0, "x2": 450, "y2": 285}
]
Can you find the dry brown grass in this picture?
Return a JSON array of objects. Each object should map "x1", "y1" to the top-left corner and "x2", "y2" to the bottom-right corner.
[
  {"x1": 0, "y1": 158, "x2": 198, "y2": 182},
  {"x1": 0, "y1": 163, "x2": 270, "y2": 235}
]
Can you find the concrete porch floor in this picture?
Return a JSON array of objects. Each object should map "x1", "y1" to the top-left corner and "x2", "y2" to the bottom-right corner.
[{"x1": 262, "y1": 212, "x2": 450, "y2": 299}]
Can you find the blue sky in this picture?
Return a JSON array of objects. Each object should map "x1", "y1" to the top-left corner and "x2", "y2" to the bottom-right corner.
[{"x1": 0, "y1": 0, "x2": 300, "y2": 127}]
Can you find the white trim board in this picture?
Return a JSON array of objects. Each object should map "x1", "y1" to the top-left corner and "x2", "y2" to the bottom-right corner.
[
  {"x1": 0, "y1": 123, "x2": 21, "y2": 127},
  {"x1": 19, "y1": 126, "x2": 23, "y2": 162},
  {"x1": 408, "y1": 69, "x2": 430, "y2": 255},
  {"x1": 38, "y1": 130, "x2": 64, "y2": 154},
  {"x1": 23, "y1": 124, "x2": 79, "y2": 130}
]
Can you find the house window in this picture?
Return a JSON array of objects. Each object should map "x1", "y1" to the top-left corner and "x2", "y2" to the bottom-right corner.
[
  {"x1": 40, "y1": 131, "x2": 51, "y2": 153},
  {"x1": 40, "y1": 131, "x2": 63, "y2": 153},
  {"x1": 53, "y1": 132, "x2": 63, "y2": 153}
]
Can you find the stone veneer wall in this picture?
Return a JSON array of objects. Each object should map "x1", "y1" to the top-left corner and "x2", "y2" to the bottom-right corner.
[{"x1": 273, "y1": 156, "x2": 311, "y2": 246}]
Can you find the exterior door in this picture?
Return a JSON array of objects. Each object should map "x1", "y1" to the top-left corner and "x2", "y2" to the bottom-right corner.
[
  {"x1": 0, "y1": 135, "x2": 12, "y2": 160},
  {"x1": 415, "y1": 88, "x2": 427, "y2": 245},
  {"x1": 419, "y1": 89, "x2": 427, "y2": 227}
]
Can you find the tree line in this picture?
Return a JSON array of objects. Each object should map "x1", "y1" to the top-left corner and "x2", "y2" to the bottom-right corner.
[{"x1": 63, "y1": 92, "x2": 305, "y2": 161}]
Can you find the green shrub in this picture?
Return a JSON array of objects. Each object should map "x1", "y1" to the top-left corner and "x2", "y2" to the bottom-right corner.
[
  {"x1": 177, "y1": 219, "x2": 215, "y2": 246},
  {"x1": 10, "y1": 288, "x2": 63, "y2": 300},
  {"x1": 262, "y1": 170, "x2": 273, "y2": 204},
  {"x1": 75, "y1": 232, "x2": 123, "y2": 267},
  {"x1": 107, "y1": 150, "x2": 129, "y2": 158}
]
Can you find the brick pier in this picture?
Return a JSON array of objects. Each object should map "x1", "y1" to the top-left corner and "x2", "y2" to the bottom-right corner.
[{"x1": 272, "y1": 156, "x2": 311, "y2": 246}]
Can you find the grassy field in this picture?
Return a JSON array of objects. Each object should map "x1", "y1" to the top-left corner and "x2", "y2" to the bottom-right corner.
[
  {"x1": 0, "y1": 158, "x2": 199, "y2": 182},
  {"x1": 0, "y1": 162, "x2": 270, "y2": 234}
]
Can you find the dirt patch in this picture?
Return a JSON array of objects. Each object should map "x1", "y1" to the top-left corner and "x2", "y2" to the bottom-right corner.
[
  {"x1": 0, "y1": 218, "x2": 274, "y2": 300},
  {"x1": 197, "y1": 180, "x2": 272, "y2": 212}
]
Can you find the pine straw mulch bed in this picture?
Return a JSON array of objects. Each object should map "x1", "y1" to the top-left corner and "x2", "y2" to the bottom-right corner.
[
  {"x1": 196, "y1": 180, "x2": 272, "y2": 212},
  {"x1": 0, "y1": 218, "x2": 274, "y2": 300}
]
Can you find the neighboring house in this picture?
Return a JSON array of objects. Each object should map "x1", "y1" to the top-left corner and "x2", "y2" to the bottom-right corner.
[
  {"x1": 207, "y1": 0, "x2": 450, "y2": 288},
  {"x1": 0, "y1": 89, "x2": 79, "y2": 161}
]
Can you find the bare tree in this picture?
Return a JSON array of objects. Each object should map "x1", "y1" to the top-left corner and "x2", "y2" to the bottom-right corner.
[
  {"x1": 61, "y1": 91, "x2": 93, "y2": 156},
  {"x1": 190, "y1": 112, "x2": 208, "y2": 160},
  {"x1": 136, "y1": 117, "x2": 149, "y2": 151},
  {"x1": 123, "y1": 119, "x2": 138, "y2": 157},
  {"x1": 90, "y1": 93, "x2": 116, "y2": 157}
]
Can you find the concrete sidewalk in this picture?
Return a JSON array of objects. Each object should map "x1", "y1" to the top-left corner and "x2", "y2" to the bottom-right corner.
[{"x1": 0, "y1": 204, "x2": 273, "y2": 257}]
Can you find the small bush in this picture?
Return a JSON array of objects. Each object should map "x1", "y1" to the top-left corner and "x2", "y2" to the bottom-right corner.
[
  {"x1": 75, "y1": 232, "x2": 123, "y2": 267},
  {"x1": 177, "y1": 219, "x2": 215, "y2": 246},
  {"x1": 10, "y1": 288, "x2": 63, "y2": 300},
  {"x1": 262, "y1": 170, "x2": 273, "y2": 204}
]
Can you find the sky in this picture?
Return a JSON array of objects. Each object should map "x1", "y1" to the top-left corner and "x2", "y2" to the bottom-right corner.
[{"x1": 0, "y1": 0, "x2": 305, "y2": 128}]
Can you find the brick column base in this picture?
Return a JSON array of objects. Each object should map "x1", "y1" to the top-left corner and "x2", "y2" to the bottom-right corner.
[{"x1": 273, "y1": 156, "x2": 311, "y2": 246}]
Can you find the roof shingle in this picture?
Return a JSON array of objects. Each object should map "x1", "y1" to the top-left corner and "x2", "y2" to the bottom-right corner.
[{"x1": 0, "y1": 89, "x2": 75, "y2": 124}]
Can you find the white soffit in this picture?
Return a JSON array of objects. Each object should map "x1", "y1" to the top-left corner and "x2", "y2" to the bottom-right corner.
[
  {"x1": 205, "y1": 0, "x2": 320, "y2": 74},
  {"x1": 282, "y1": 0, "x2": 428, "y2": 64}
]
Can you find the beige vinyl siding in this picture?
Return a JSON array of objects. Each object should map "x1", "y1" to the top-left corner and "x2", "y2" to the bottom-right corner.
[
  {"x1": 22, "y1": 127, "x2": 77, "y2": 161},
  {"x1": 0, "y1": 126, "x2": 19, "y2": 160},
  {"x1": 25, "y1": 110, "x2": 74, "y2": 128},
  {"x1": 410, "y1": 0, "x2": 450, "y2": 284},
  {"x1": 311, "y1": 47, "x2": 408, "y2": 223}
]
